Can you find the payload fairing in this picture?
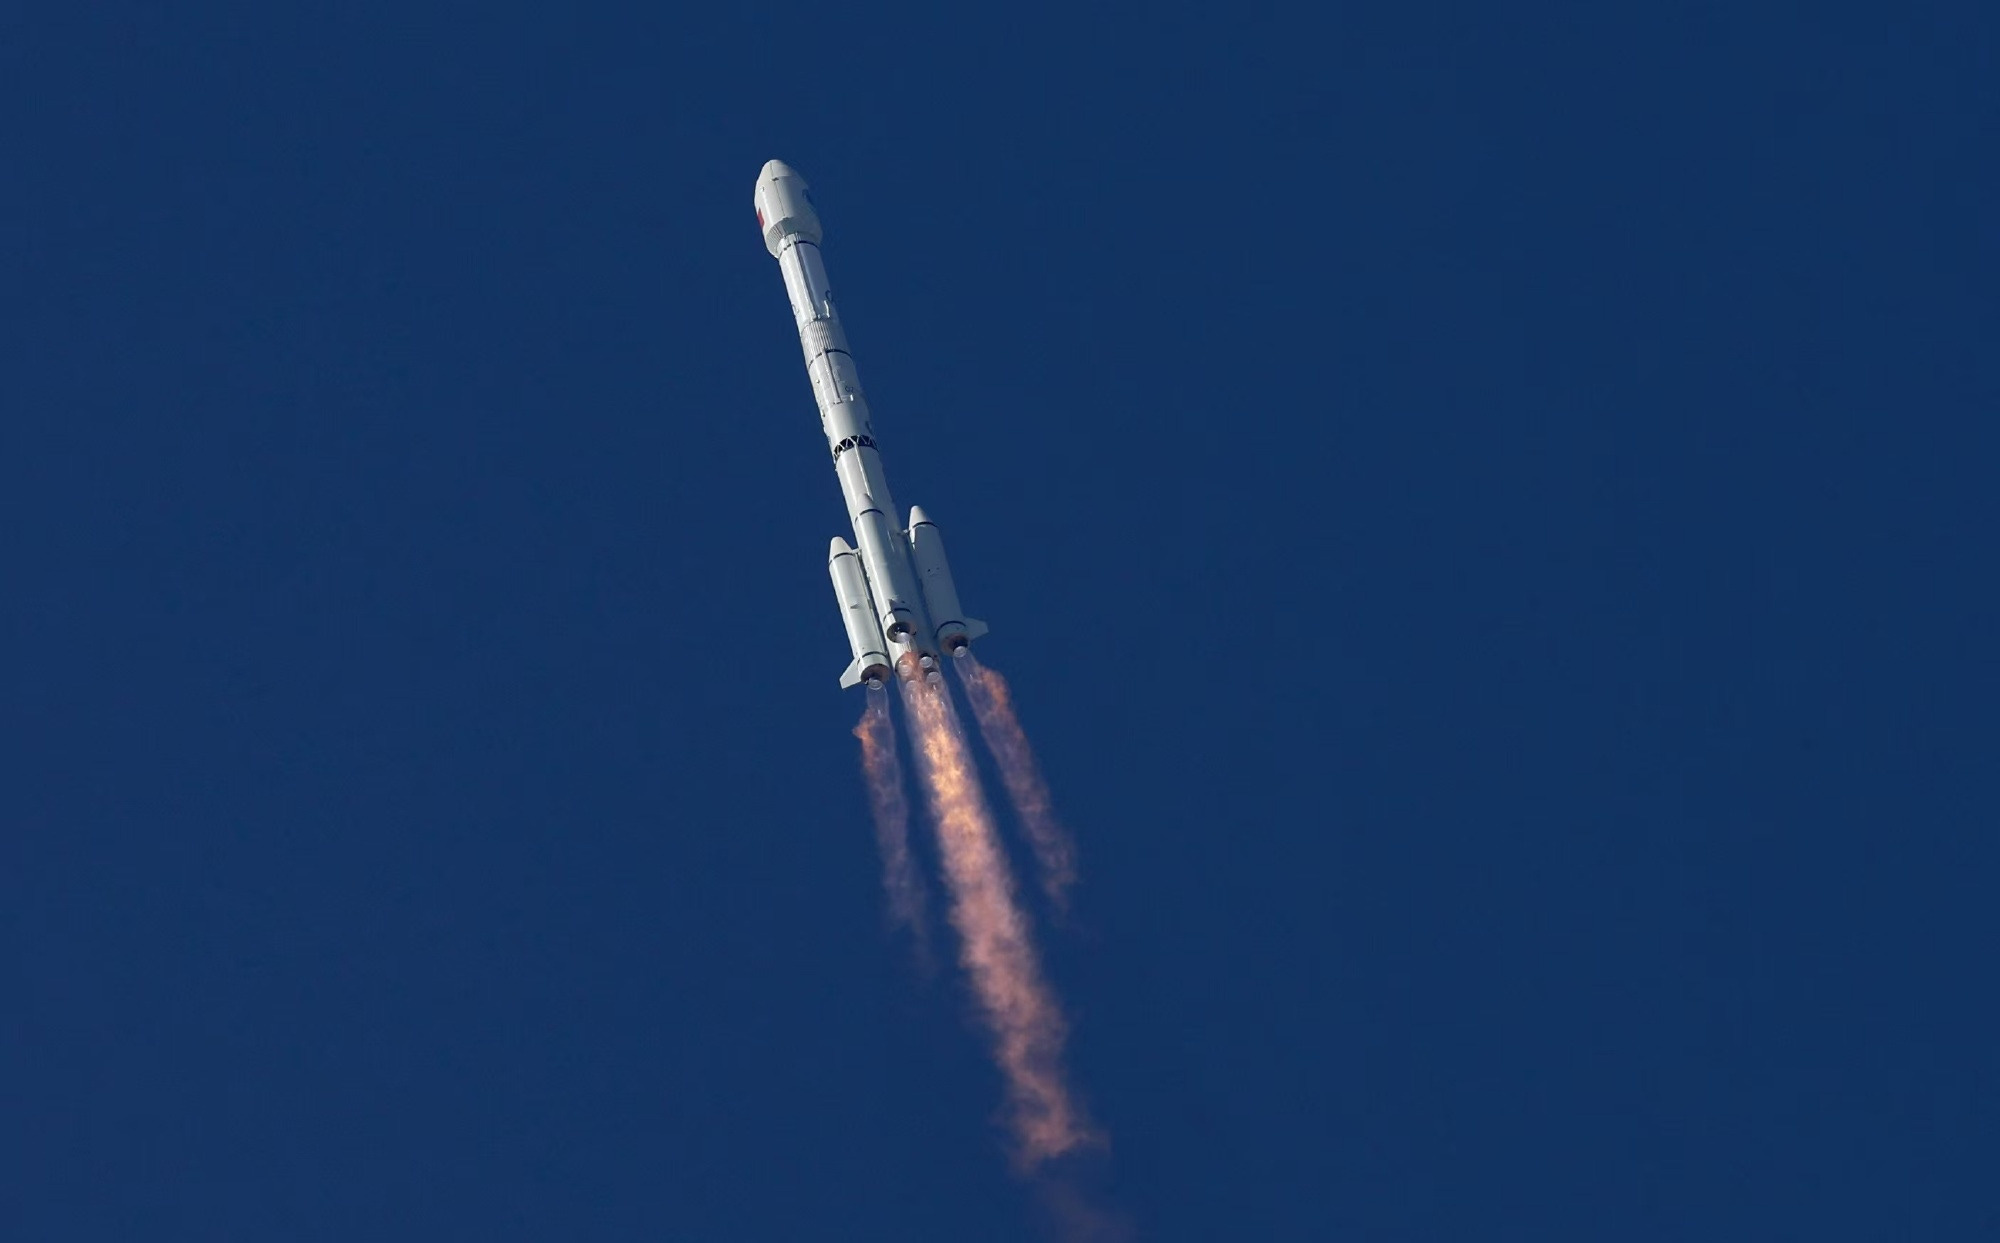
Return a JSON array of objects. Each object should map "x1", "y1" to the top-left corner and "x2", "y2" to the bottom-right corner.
[{"x1": 756, "y1": 159, "x2": 986, "y2": 688}]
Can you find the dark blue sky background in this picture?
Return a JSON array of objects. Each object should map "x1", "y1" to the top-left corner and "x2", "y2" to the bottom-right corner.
[{"x1": 5, "y1": 4, "x2": 1994, "y2": 1239}]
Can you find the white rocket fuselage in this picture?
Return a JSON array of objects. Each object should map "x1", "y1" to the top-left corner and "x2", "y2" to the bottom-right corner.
[{"x1": 756, "y1": 160, "x2": 985, "y2": 688}]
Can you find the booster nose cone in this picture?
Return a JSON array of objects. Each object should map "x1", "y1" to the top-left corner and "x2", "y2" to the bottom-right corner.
[{"x1": 754, "y1": 157, "x2": 822, "y2": 258}]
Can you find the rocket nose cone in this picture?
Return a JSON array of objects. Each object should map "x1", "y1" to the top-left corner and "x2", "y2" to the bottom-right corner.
[
  {"x1": 829, "y1": 536, "x2": 855, "y2": 560},
  {"x1": 908, "y1": 504, "x2": 933, "y2": 529},
  {"x1": 755, "y1": 159, "x2": 821, "y2": 255}
]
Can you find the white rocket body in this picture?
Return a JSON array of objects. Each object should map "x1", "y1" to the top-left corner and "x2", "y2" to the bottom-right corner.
[{"x1": 756, "y1": 160, "x2": 986, "y2": 687}]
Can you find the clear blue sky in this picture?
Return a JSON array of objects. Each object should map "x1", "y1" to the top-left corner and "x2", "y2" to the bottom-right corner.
[{"x1": 5, "y1": 4, "x2": 1993, "y2": 1239}]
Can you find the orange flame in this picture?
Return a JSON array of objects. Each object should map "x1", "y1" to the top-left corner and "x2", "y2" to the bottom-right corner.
[
  {"x1": 900, "y1": 675, "x2": 1098, "y2": 1166},
  {"x1": 957, "y1": 653, "x2": 1078, "y2": 914},
  {"x1": 854, "y1": 689, "x2": 930, "y2": 959}
]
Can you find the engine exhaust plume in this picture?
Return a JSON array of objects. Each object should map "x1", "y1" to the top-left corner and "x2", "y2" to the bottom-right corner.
[
  {"x1": 955, "y1": 653, "x2": 1078, "y2": 914},
  {"x1": 854, "y1": 687, "x2": 931, "y2": 962},
  {"x1": 899, "y1": 675, "x2": 1098, "y2": 1167}
]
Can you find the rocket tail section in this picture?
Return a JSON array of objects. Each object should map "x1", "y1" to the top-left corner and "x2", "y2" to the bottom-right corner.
[{"x1": 839, "y1": 658, "x2": 878, "y2": 691}]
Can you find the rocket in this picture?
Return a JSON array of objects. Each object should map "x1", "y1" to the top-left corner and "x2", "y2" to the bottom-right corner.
[{"x1": 755, "y1": 159, "x2": 987, "y2": 688}]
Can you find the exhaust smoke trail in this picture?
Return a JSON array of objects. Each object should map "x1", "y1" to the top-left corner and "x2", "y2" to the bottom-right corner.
[
  {"x1": 899, "y1": 674, "x2": 1097, "y2": 1167},
  {"x1": 956, "y1": 653, "x2": 1078, "y2": 914},
  {"x1": 854, "y1": 687, "x2": 931, "y2": 960}
]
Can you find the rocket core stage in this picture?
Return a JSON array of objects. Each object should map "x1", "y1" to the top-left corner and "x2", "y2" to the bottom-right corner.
[{"x1": 756, "y1": 159, "x2": 987, "y2": 688}]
